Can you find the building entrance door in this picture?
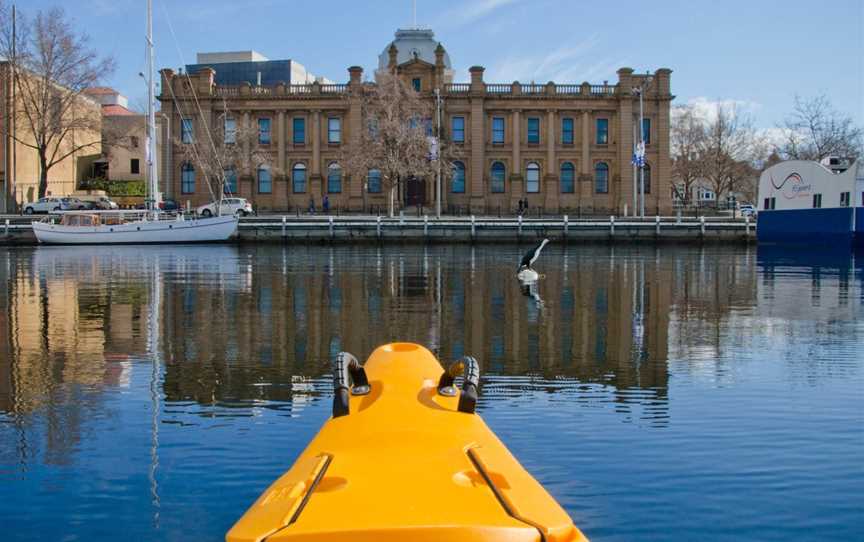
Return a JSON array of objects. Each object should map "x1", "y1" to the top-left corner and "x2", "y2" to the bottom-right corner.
[{"x1": 404, "y1": 176, "x2": 426, "y2": 207}]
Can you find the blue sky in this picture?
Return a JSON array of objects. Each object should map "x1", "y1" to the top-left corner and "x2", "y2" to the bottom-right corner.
[{"x1": 20, "y1": 0, "x2": 864, "y2": 129}]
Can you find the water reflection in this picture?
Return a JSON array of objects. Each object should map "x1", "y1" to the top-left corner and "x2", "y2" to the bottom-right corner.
[
  {"x1": 1, "y1": 246, "x2": 861, "y2": 404},
  {"x1": 0, "y1": 244, "x2": 757, "y2": 421},
  {"x1": 0, "y1": 244, "x2": 862, "y2": 542}
]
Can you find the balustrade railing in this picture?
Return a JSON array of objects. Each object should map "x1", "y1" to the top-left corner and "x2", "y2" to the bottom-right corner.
[
  {"x1": 215, "y1": 81, "x2": 617, "y2": 99},
  {"x1": 444, "y1": 83, "x2": 470, "y2": 93},
  {"x1": 214, "y1": 86, "x2": 239, "y2": 97},
  {"x1": 320, "y1": 84, "x2": 348, "y2": 94},
  {"x1": 555, "y1": 84, "x2": 583, "y2": 95},
  {"x1": 590, "y1": 85, "x2": 616, "y2": 95},
  {"x1": 485, "y1": 84, "x2": 511, "y2": 94}
]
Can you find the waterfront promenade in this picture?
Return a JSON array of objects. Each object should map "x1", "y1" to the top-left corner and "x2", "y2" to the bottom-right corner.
[{"x1": 0, "y1": 214, "x2": 754, "y2": 245}]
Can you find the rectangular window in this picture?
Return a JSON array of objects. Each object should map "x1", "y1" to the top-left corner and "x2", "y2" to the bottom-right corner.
[
  {"x1": 840, "y1": 192, "x2": 850, "y2": 207},
  {"x1": 562, "y1": 118, "x2": 574, "y2": 145},
  {"x1": 328, "y1": 117, "x2": 341, "y2": 144},
  {"x1": 224, "y1": 168, "x2": 238, "y2": 194},
  {"x1": 181, "y1": 167, "x2": 195, "y2": 194},
  {"x1": 293, "y1": 118, "x2": 306, "y2": 144},
  {"x1": 367, "y1": 170, "x2": 382, "y2": 194},
  {"x1": 412, "y1": 78, "x2": 421, "y2": 92},
  {"x1": 292, "y1": 166, "x2": 306, "y2": 193},
  {"x1": 813, "y1": 193, "x2": 822, "y2": 208},
  {"x1": 763, "y1": 197, "x2": 776, "y2": 210},
  {"x1": 130, "y1": 136, "x2": 139, "y2": 148},
  {"x1": 224, "y1": 118, "x2": 236, "y2": 144},
  {"x1": 452, "y1": 116, "x2": 465, "y2": 143},
  {"x1": 596, "y1": 118, "x2": 608, "y2": 145},
  {"x1": 258, "y1": 118, "x2": 271, "y2": 144},
  {"x1": 130, "y1": 159, "x2": 140, "y2": 175},
  {"x1": 642, "y1": 118, "x2": 651, "y2": 145},
  {"x1": 328, "y1": 166, "x2": 342, "y2": 193},
  {"x1": 527, "y1": 117, "x2": 540, "y2": 144},
  {"x1": 181, "y1": 118, "x2": 194, "y2": 143},
  {"x1": 492, "y1": 117, "x2": 505, "y2": 144},
  {"x1": 258, "y1": 168, "x2": 272, "y2": 194}
]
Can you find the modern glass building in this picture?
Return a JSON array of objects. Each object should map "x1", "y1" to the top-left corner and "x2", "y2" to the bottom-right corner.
[{"x1": 185, "y1": 51, "x2": 329, "y2": 86}]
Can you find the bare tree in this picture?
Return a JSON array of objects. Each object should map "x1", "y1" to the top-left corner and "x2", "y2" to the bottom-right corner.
[
  {"x1": 0, "y1": 4, "x2": 115, "y2": 198},
  {"x1": 670, "y1": 104, "x2": 706, "y2": 205},
  {"x1": 342, "y1": 72, "x2": 453, "y2": 217},
  {"x1": 701, "y1": 104, "x2": 761, "y2": 204},
  {"x1": 778, "y1": 94, "x2": 862, "y2": 161},
  {"x1": 175, "y1": 100, "x2": 278, "y2": 199}
]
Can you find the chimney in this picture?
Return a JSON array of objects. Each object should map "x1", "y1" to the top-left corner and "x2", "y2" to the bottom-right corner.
[
  {"x1": 469, "y1": 65, "x2": 485, "y2": 93},
  {"x1": 348, "y1": 66, "x2": 363, "y2": 86}
]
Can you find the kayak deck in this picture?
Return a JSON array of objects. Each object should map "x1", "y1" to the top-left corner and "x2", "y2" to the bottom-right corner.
[{"x1": 227, "y1": 343, "x2": 588, "y2": 542}]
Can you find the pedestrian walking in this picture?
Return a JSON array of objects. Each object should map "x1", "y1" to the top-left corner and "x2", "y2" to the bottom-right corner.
[
  {"x1": 308, "y1": 196, "x2": 316, "y2": 215},
  {"x1": 323, "y1": 195, "x2": 330, "y2": 214}
]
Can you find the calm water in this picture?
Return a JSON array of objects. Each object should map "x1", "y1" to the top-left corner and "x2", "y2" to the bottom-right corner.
[{"x1": 0, "y1": 244, "x2": 862, "y2": 542}]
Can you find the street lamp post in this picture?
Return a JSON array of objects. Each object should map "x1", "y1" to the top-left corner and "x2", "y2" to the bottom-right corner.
[
  {"x1": 434, "y1": 88, "x2": 443, "y2": 218},
  {"x1": 638, "y1": 87, "x2": 645, "y2": 218},
  {"x1": 632, "y1": 77, "x2": 653, "y2": 218}
]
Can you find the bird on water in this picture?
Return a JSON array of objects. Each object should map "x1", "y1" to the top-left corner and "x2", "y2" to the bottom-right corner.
[{"x1": 516, "y1": 238, "x2": 550, "y2": 282}]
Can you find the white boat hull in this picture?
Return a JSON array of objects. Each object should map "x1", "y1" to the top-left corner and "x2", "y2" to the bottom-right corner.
[{"x1": 32, "y1": 215, "x2": 238, "y2": 245}]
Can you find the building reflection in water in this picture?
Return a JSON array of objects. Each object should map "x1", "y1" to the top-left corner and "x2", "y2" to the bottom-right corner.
[{"x1": 3, "y1": 243, "x2": 862, "y2": 467}]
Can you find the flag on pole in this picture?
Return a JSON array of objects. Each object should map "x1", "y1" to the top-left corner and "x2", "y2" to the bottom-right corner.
[{"x1": 631, "y1": 141, "x2": 646, "y2": 168}]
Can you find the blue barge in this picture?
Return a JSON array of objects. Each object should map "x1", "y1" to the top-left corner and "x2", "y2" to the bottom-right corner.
[{"x1": 757, "y1": 159, "x2": 864, "y2": 246}]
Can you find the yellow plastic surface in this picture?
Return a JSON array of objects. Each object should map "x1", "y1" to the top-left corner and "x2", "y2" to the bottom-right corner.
[{"x1": 226, "y1": 343, "x2": 589, "y2": 542}]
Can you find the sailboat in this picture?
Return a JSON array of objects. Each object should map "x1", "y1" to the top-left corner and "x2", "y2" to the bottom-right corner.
[{"x1": 32, "y1": 0, "x2": 238, "y2": 245}]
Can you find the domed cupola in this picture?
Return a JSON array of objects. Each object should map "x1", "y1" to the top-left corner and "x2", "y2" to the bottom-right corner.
[{"x1": 378, "y1": 28, "x2": 454, "y2": 82}]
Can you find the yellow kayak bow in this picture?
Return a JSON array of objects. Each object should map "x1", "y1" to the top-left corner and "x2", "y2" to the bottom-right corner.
[{"x1": 227, "y1": 343, "x2": 589, "y2": 542}]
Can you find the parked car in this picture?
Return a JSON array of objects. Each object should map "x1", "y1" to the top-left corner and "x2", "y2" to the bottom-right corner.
[
  {"x1": 76, "y1": 195, "x2": 119, "y2": 210},
  {"x1": 196, "y1": 198, "x2": 253, "y2": 217},
  {"x1": 23, "y1": 197, "x2": 64, "y2": 214},
  {"x1": 739, "y1": 204, "x2": 756, "y2": 217},
  {"x1": 59, "y1": 197, "x2": 88, "y2": 211},
  {"x1": 159, "y1": 199, "x2": 182, "y2": 212}
]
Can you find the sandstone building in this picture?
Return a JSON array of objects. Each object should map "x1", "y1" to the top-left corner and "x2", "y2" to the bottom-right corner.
[
  {"x1": 159, "y1": 28, "x2": 673, "y2": 215},
  {"x1": 85, "y1": 87, "x2": 147, "y2": 184},
  {"x1": 1, "y1": 62, "x2": 103, "y2": 213}
]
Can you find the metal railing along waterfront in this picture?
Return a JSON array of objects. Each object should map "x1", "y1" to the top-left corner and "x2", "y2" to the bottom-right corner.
[
  {"x1": 236, "y1": 214, "x2": 755, "y2": 241},
  {"x1": 1, "y1": 214, "x2": 754, "y2": 243}
]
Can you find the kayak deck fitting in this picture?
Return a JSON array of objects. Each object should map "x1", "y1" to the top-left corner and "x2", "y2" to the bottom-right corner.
[{"x1": 227, "y1": 343, "x2": 589, "y2": 542}]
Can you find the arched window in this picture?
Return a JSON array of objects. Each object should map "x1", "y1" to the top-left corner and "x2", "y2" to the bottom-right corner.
[
  {"x1": 292, "y1": 163, "x2": 307, "y2": 193},
  {"x1": 258, "y1": 165, "x2": 272, "y2": 194},
  {"x1": 327, "y1": 162, "x2": 342, "y2": 194},
  {"x1": 526, "y1": 162, "x2": 540, "y2": 193},
  {"x1": 595, "y1": 162, "x2": 609, "y2": 194},
  {"x1": 452, "y1": 161, "x2": 466, "y2": 193},
  {"x1": 181, "y1": 163, "x2": 195, "y2": 194},
  {"x1": 642, "y1": 164, "x2": 651, "y2": 195},
  {"x1": 367, "y1": 169, "x2": 382, "y2": 194},
  {"x1": 560, "y1": 162, "x2": 575, "y2": 194},
  {"x1": 490, "y1": 161, "x2": 506, "y2": 193},
  {"x1": 224, "y1": 167, "x2": 237, "y2": 195}
]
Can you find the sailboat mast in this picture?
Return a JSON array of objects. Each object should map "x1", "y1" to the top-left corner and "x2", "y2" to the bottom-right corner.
[{"x1": 146, "y1": 0, "x2": 160, "y2": 212}]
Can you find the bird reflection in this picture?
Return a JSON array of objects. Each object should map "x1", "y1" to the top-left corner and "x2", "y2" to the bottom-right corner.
[{"x1": 519, "y1": 276, "x2": 545, "y2": 313}]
